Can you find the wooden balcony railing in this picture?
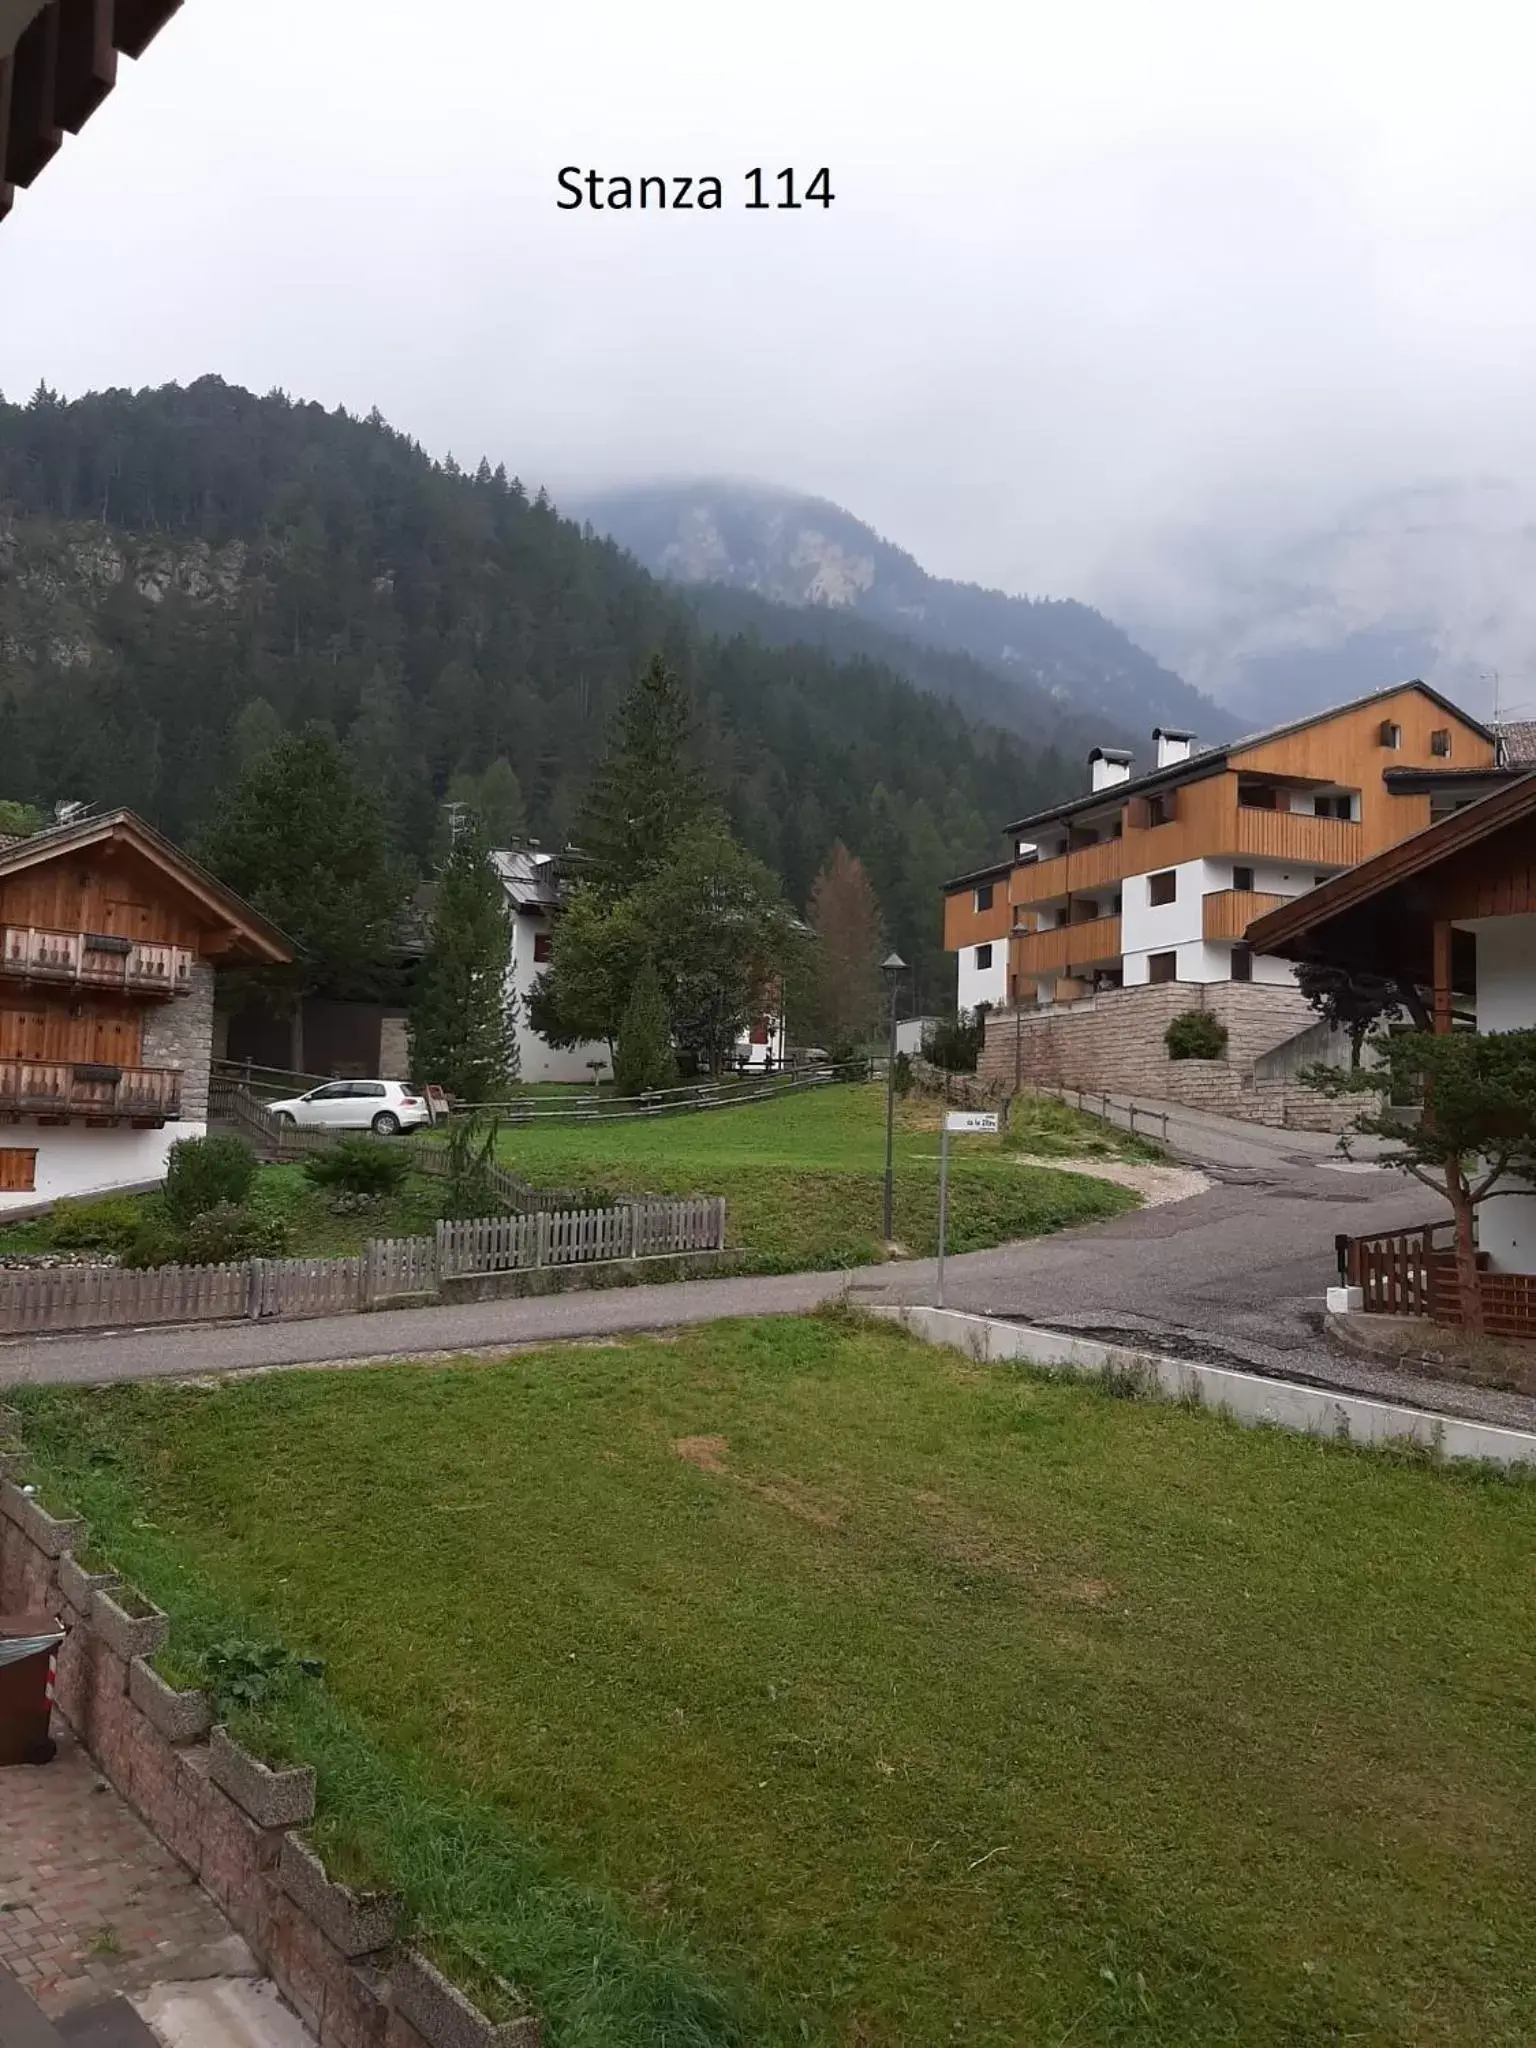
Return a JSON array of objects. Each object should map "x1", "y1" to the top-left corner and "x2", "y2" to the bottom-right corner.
[
  {"x1": 1012, "y1": 914, "x2": 1122, "y2": 977},
  {"x1": 0, "y1": 926, "x2": 196, "y2": 996},
  {"x1": 1231, "y1": 810, "x2": 1362, "y2": 868},
  {"x1": 1202, "y1": 889, "x2": 1291, "y2": 942},
  {"x1": 1010, "y1": 852, "x2": 1069, "y2": 906},
  {"x1": 0, "y1": 1060, "x2": 183, "y2": 1122},
  {"x1": 1011, "y1": 840, "x2": 1125, "y2": 907}
]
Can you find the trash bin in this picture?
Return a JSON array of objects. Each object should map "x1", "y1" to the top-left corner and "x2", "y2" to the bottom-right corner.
[{"x1": 0, "y1": 1612, "x2": 65, "y2": 1766}]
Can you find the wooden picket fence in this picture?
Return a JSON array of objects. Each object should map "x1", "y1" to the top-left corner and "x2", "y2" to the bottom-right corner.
[
  {"x1": 0, "y1": 1195, "x2": 730, "y2": 1337},
  {"x1": 1345, "y1": 1219, "x2": 1536, "y2": 1337},
  {"x1": 435, "y1": 1197, "x2": 726, "y2": 1277}
]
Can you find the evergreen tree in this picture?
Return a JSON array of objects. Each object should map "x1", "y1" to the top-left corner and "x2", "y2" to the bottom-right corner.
[
  {"x1": 408, "y1": 811, "x2": 517, "y2": 1102},
  {"x1": 195, "y1": 725, "x2": 406, "y2": 1001},
  {"x1": 579, "y1": 654, "x2": 712, "y2": 896},
  {"x1": 806, "y1": 843, "x2": 887, "y2": 1053},
  {"x1": 231, "y1": 697, "x2": 285, "y2": 772},
  {"x1": 613, "y1": 956, "x2": 677, "y2": 1096},
  {"x1": 447, "y1": 756, "x2": 526, "y2": 846}
]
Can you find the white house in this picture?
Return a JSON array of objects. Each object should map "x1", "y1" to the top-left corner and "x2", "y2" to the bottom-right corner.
[{"x1": 490, "y1": 847, "x2": 613, "y2": 1085}]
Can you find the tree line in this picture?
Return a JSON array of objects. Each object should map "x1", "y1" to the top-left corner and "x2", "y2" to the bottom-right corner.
[{"x1": 0, "y1": 377, "x2": 1075, "y2": 1005}]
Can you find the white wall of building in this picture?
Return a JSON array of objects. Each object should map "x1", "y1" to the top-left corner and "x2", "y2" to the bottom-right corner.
[
  {"x1": 0, "y1": 1121, "x2": 201, "y2": 1215},
  {"x1": 505, "y1": 910, "x2": 612, "y2": 1085},
  {"x1": 1119, "y1": 856, "x2": 1309, "y2": 988},
  {"x1": 1467, "y1": 915, "x2": 1536, "y2": 1273},
  {"x1": 958, "y1": 939, "x2": 1008, "y2": 1013}
]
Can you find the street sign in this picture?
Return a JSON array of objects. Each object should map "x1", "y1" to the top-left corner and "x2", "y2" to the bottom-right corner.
[{"x1": 944, "y1": 1110, "x2": 999, "y2": 1134}]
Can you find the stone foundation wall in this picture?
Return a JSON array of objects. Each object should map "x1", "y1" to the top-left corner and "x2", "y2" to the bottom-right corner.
[
  {"x1": 977, "y1": 982, "x2": 1359, "y2": 1131},
  {"x1": 142, "y1": 962, "x2": 216, "y2": 1124},
  {"x1": 0, "y1": 1452, "x2": 540, "y2": 2048}
]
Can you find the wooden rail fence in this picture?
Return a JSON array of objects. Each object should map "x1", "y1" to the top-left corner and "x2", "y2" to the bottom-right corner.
[
  {"x1": 0, "y1": 1198, "x2": 729, "y2": 1338},
  {"x1": 1345, "y1": 1220, "x2": 1536, "y2": 1336}
]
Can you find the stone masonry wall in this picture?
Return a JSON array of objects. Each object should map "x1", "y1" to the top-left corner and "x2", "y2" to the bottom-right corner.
[
  {"x1": 141, "y1": 962, "x2": 215, "y2": 1125},
  {"x1": 978, "y1": 982, "x2": 1358, "y2": 1131},
  {"x1": 0, "y1": 1441, "x2": 541, "y2": 2048}
]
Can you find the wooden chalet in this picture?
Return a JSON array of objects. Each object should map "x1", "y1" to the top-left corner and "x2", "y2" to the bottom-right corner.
[{"x1": 0, "y1": 808, "x2": 289, "y2": 1207}]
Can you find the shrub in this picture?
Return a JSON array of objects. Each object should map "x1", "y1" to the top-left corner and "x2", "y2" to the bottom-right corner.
[
  {"x1": 48, "y1": 1195, "x2": 143, "y2": 1253},
  {"x1": 922, "y1": 1011, "x2": 985, "y2": 1073},
  {"x1": 614, "y1": 957, "x2": 677, "y2": 1097},
  {"x1": 893, "y1": 1051, "x2": 914, "y2": 1096},
  {"x1": 302, "y1": 1137, "x2": 410, "y2": 1200},
  {"x1": 1165, "y1": 1010, "x2": 1229, "y2": 1061},
  {"x1": 122, "y1": 1215, "x2": 189, "y2": 1270},
  {"x1": 180, "y1": 1203, "x2": 291, "y2": 1266},
  {"x1": 163, "y1": 1133, "x2": 257, "y2": 1224}
]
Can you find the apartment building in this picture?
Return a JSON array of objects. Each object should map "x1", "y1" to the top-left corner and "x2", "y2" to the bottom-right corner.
[{"x1": 946, "y1": 683, "x2": 1498, "y2": 1011}]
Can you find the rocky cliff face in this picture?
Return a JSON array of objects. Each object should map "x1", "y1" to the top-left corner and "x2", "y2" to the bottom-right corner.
[
  {"x1": 0, "y1": 514, "x2": 248, "y2": 669},
  {"x1": 576, "y1": 479, "x2": 1237, "y2": 742}
]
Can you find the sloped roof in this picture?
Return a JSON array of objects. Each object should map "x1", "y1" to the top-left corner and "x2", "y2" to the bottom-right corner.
[
  {"x1": 1497, "y1": 720, "x2": 1536, "y2": 766},
  {"x1": 1004, "y1": 679, "x2": 1494, "y2": 836},
  {"x1": 0, "y1": 808, "x2": 292, "y2": 963}
]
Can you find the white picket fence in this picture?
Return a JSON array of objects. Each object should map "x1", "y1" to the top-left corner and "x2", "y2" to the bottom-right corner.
[{"x1": 0, "y1": 1196, "x2": 730, "y2": 1337}]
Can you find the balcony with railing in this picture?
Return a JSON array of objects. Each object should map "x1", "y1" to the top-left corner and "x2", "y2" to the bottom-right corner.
[
  {"x1": 1011, "y1": 914, "x2": 1123, "y2": 977},
  {"x1": 1231, "y1": 809, "x2": 1361, "y2": 867},
  {"x1": 1202, "y1": 889, "x2": 1292, "y2": 942},
  {"x1": 0, "y1": 1060, "x2": 183, "y2": 1122},
  {"x1": 0, "y1": 926, "x2": 196, "y2": 997}
]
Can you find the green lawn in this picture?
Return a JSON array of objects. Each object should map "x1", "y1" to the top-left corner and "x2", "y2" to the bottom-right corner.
[
  {"x1": 491, "y1": 1082, "x2": 1142, "y2": 1270},
  {"x1": 13, "y1": 1317, "x2": 1534, "y2": 2047}
]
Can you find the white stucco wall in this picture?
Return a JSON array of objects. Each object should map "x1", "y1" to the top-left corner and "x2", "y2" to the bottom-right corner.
[
  {"x1": 0, "y1": 1121, "x2": 203, "y2": 1215},
  {"x1": 506, "y1": 910, "x2": 612, "y2": 1085},
  {"x1": 1120, "y1": 856, "x2": 1304, "y2": 988},
  {"x1": 1467, "y1": 915, "x2": 1536, "y2": 1273},
  {"x1": 957, "y1": 941, "x2": 1008, "y2": 1013}
]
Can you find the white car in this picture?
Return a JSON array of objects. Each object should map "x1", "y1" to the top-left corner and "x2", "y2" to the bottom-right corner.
[{"x1": 266, "y1": 1079, "x2": 430, "y2": 1136}]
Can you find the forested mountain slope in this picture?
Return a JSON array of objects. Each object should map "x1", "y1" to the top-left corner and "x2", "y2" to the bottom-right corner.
[{"x1": 0, "y1": 380, "x2": 1074, "y2": 998}]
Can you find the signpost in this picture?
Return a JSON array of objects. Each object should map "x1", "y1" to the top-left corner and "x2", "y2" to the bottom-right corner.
[{"x1": 937, "y1": 1110, "x2": 1000, "y2": 1306}]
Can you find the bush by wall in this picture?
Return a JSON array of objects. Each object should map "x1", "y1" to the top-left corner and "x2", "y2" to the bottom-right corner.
[
  {"x1": 1165, "y1": 1010, "x2": 1229, "y2": 1062},
  {"x1": 163, "y1": 1133, "x2": 258, "y2": 1224},
  {"x1": 302, "y1": 1137, "x2": 411, "y2": 1201}
]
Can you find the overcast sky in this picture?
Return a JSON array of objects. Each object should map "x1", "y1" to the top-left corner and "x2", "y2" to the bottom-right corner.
[{"x1": 3, "y1": 0, "x2": 1534, "y2": 612}]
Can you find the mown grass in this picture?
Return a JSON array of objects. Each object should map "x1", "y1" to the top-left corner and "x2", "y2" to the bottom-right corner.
[
  {"x1": 13, "y1": 1315, "x2": 1535, "y2": 2047},
  {"x1": 491, "y1": 1083, "x2": 1140, "y2": 1270}
]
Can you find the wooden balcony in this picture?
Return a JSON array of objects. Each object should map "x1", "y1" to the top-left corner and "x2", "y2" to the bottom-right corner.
[
  {"x1": 1232, "y1": 809, "x2": 1361, "y2": 868},
  {"x1": 1011, "y1": 852, "x2": 1069, "y2": 906},
  {"x1": 0, "y1": 1060, "x2": 182, "y2": 1123},
  {"x1": 1011, "y1": 838, "x2": 1125, "y2": 907},
  {"x1": 1202, "y1": 889, "x2": 1291, "y2": 942},
  {"x1": 0, "y1": 926, "x2": 196, "y2": 997},
  {"x1": 1012, "y1": 914, "x2": 1122, "y2": 977}
]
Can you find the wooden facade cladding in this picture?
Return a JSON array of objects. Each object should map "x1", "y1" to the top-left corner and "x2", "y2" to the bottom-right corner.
[
  {"x1": 1010, "y1": 915, "x2": 1122, "y2": 978},
  {"x1": 1204, "y1": 889, "x2": 1289, "y2": 942},
  {"x1": 1, "y1": 924, "x2": 195, "y2": 995},
  {"x1": 943, "y1": 883, "x2": 1013, "y2": 952},
  {"x1": 0, "y1": 0, "x2": 182, "y2": 224},
  {"x1": 0, "y1": 1057, "x2": 180, "y2": 1120}
]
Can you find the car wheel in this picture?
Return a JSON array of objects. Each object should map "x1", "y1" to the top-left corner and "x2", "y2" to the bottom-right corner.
[
  {"x1": 274, "y1": 1110, "x2": 296, "y2": 1127},
  {"x1": 372, "y1": 1111, "x2": 401, "y2": 1136}
]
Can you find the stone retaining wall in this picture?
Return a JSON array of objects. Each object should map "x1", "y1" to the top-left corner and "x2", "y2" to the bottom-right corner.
[
  {"x1": 0, "y1": 1454, "x2": 539, "y2": 2048},
  {"x1": 978, "y1": 982, "x2": 1359, "y2": 1131}
]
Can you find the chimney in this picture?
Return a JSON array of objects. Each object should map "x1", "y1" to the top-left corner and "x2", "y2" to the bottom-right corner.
[
  {"x1": 1153, "y1": 727, "x2": 1194, "y2": 769},
  {"x1": 1088, "y1": 746, "x2": 1134, "y2": 793}
]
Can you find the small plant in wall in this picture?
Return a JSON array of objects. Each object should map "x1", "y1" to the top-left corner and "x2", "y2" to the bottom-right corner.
[
  {"x1": 1164, "y1": 1010, "x2": 1228, "y2": 1061},
  {"x1": 199, "y1": 1638, "x2": 324, "y2": 1716}
]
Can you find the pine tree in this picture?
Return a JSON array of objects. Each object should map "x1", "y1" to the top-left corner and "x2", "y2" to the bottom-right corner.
[
  {"x1": 408, "y1": 811, "x2": 517, "y2": 1102},
  {"x1": 579, "y1": 654, "x2": 711, "y2": 896},
  {"x1": 806, "y1": 843, "x2": 887, "y2": 1054},
  {"x1": 613, "y1": 955, "x2": 677, "y2": 1096},
  {"x1": 195, "y1": 725, "x2": 405, "y2": 1001},
  {"x1": 231, "y1": 697, "x2": 285, "y2": 772}
]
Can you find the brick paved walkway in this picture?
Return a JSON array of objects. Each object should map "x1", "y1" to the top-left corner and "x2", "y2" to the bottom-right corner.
[{"x1": 0, "y1": 1727, "x2": 255, "y2": 2018}]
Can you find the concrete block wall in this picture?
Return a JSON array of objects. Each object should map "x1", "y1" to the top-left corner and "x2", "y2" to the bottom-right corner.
[
  {"x1": 978, "y1": 981, "x2": 1358, "y2": 1130},
  {"x1": 142, "y1": 962, "x2": 216, "y2": 1124},
  {"x1": 0, "y1": 1460, "x2": 540, "y2": 2048}
]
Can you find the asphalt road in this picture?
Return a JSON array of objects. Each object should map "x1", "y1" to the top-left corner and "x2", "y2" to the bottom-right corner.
[{"x1": 0, "y1": 1141, "x2": 1447, "y2": 1395}]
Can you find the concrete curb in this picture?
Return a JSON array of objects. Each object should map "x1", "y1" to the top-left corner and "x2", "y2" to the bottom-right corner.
[{"x1": 880, "y1": 1306, "x2": 1536, "y2": 1468}]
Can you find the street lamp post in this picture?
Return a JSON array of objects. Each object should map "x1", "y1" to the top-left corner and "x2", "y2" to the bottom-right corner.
[{"x1": 881, "y1": 951, "x2": 906, "y2": 1244}]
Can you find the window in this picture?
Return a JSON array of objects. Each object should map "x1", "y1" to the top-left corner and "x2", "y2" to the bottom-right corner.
[
  {"x1": 1430, "y1": 728, "x2": 1451, "y2": 758},
  {"x1": 1314, "y1": 793, "x2": 1353, "y2": 820},
  {"x1": 533, "y1": 931, "x2": 553, "y2": 963},
  {"x1": 1145, "y1": 791, "x2": 1175, "y2": 827},
  {"x1": 1230, "y1": 946, "x2": 1253, "y2": 983},
  {"x1": 1148, "y1": 951, "x2": 1177, "y2": 985},
  {"x1": 308, "y1": 1083, "x2": 349, "y2": 1100},
  {"x1": 1233, "y1": 866, "x2": 1255, "y2": 893},
  {"x1": 1379, "y1": 720, "x2": 1402, "y2": 749},
  {"x1": 356, "y1": 1083, "x2": 387, "y2": 1098},
  {"x1": 974, "y1": 882, "x2": 994, "y2": 913},
  {"x1": 1239, "y1": 783, "x2": 1278, "y2": 810},
  {"x1": 975, "y1": 943, "x2": 993, "y2": 970},
  {"x1": 0, "y1": 1148, "x2": 36, "y2": 1192},
  {"x1": 1147, "y1": 869, "x2": 1177, "y2": 907}
]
